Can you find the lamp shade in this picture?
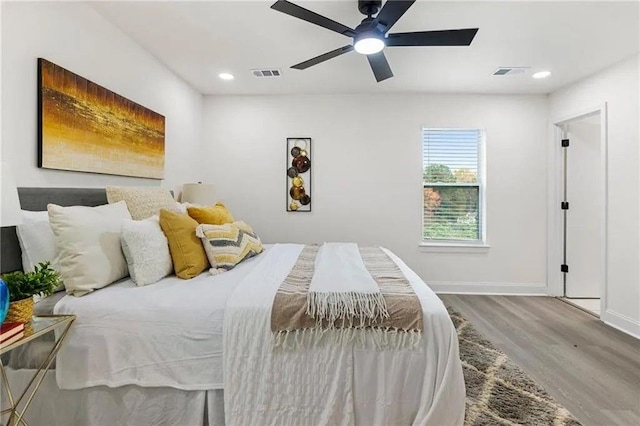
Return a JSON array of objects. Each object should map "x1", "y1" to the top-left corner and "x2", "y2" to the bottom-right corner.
[
  {"x1": 182, "y1": 183, "x2": 217, "y2": 206},
  {"x1": 0, "y1": 162, "x2": 22, "y2": 227}
]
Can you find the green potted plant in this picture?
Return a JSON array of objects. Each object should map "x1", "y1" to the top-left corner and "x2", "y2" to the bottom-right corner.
[{"x1": 1, "y1": 262, "x2": 60, "y2": 323}]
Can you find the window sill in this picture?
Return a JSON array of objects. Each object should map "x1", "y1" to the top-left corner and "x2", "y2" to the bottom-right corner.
[{"x1": 418, "y1": 242, "x2": 490, "y2": 253}]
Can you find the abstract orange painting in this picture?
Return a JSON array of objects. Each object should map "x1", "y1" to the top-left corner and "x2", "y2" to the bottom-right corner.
[{"x1": 38, "y1": 58, "x2": 165, "y2": 179}]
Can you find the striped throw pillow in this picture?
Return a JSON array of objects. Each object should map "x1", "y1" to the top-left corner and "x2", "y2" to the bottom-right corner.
[{"x1": 196, "y1": 221, "x2": 264, "y2": 274}]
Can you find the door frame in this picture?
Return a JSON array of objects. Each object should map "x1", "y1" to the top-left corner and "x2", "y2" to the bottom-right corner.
[{"x1": 547, "y1": 103, "x2": 608, "y2": 313}]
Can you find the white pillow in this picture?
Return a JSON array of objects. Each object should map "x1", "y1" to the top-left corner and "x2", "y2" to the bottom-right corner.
[
  {"x1": 15, "y1": 210, "x2": 65, "y2": 292},
  {"x1": 174, "y1": 201, "x2": 199, "y2": 214},
  {"x1": 106, "y1": 186, "x2": 176, "y2": 220},
  {"x1": 48, "y1": 201, "x2": 131, "y2": 297},
  {"x1": 21, "y1": 210, "x2": 49, "y2": 223},
  {"x1": 121, "y1": 216, "x2": 173, "y2": 286},
  {"x1": 175, "y1": 202, "x2": 188, "y2": 214},
  {"x1": 16, "y1": 211, "x2": 55, "y2": 272}
]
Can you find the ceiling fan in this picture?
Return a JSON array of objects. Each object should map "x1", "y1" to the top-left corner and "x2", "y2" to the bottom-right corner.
[{"x1": 271, "y1": 0, "x2": 479, "y2": 83}]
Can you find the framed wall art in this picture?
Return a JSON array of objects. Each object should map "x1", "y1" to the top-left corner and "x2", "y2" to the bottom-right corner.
[
  {"x1": 286, "y1": 138, "x2": 311, "y2": 212},
  {"x1": 37, "y1": 58, "x2": 166, "y2": 179}
]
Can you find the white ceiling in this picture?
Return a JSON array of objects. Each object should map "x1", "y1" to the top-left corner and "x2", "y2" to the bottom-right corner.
[{"x1": 91, "y1": 1, "x2": 639, "y2": 95}]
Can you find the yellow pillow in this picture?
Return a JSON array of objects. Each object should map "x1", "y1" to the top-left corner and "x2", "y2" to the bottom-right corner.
[
  {"x1": 159, "y1": 209, "x2": 209, "y2": 279},
  {"x1": 187, "y1": 203, "x2": 234, "y2": 225}
]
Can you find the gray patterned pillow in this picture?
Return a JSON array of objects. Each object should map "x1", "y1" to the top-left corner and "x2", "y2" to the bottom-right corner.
[
  {"x1": 195, "y1": 221, "x2": 264, "y2": 274},
  {"x1": 121, "y1": 216, "x2": 173, "y2": 286}
]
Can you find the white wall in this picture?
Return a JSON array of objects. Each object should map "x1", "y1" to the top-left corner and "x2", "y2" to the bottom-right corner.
[
  {"x1": 1, "y1": 2, "x2": 203, "y2": 194},
  {"x1": 549, "y1": 55, "x2": 640, "y2": 338},
  {"x1": 202, "y1": 94, "x2": 549, "y2": 293}
]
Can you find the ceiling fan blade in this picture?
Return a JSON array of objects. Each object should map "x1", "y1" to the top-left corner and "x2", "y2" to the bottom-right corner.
[
  {"x1": 271, "y1": 0, "x2": 355, "y2": 37},
  {"x1": 374, "y1": 0, "x2": 416, "y2": 32},
  {"x1": 291, "y1": 45, "x2": 354, "y2": 70},
  {"x1": 386, "y1": 28, "x2": 479, "y2": 47},
  {"x1": 367, "y1": 51, "x2": 393, "y2": 82}
]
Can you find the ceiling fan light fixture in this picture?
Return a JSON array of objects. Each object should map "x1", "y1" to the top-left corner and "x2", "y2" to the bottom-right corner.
[
  {"x1": 354, "y1": 32, "x2": 385, "y2": 55},
  {"x1": 271, "y1": 0, "x2": 479, "y2": 82}
]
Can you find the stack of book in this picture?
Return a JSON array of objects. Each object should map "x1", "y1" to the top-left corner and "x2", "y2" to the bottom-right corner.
[{"x1": 0, "y1": 322, "x2": 25, "y2": 349}]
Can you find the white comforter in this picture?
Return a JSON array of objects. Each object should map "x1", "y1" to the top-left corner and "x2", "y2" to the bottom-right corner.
[
  {"x1": 224, "y1": 244, "x2": 465, "y2": 426},
  {"x1": 53, "y1": 248, "x2": 269, "y2": 390},
  {"x1": 53, "y1": 243, "x2": 464, "y2": 425}
]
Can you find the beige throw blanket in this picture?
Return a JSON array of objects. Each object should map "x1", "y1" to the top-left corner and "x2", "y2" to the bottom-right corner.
[
  {"x1": 271, "y1": 245, "x2": 423, "y2": 348},
  {"x1": 307, "y1": 243, "x2": 389, "y2": 325}
]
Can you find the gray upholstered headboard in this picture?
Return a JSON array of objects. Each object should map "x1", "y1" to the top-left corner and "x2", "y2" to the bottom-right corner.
[{"x1": 0, "y1": 188, "x2": 108, "y2": 274}]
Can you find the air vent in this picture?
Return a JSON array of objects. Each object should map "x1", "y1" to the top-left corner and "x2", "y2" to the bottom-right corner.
[
  {"x1": 252, "y1": 69, "x2": 282, "y2": 78},
  {"x1": 493, "y1": 67, "x2": 530, "y2": 76}
]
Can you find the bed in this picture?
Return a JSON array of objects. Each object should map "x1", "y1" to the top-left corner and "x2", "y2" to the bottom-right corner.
[{"x1": 0, "y1": 188, "x2": 465, "y2": 426}]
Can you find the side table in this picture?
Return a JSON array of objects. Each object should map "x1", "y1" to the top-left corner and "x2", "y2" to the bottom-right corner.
[{"x1": 0, "y1": 315, "x2": 75, "y2": 426}]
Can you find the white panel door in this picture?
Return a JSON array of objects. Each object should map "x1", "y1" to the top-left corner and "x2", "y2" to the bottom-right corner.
[{"x1": 564, "y1": 115, "x2": 601, "y2": 298}]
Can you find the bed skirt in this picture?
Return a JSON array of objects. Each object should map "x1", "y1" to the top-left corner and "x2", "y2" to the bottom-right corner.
[{"x1": 1, "y1": 369, "x2": 225, "y2": 426}]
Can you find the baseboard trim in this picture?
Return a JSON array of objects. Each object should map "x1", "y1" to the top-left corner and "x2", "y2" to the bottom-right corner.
[
  {"x1": 602, "y1": 309, "x2": 640, "y2": 339},
  {"x1": 430, "y1": 281, "x2": 548, "y2": 296}
]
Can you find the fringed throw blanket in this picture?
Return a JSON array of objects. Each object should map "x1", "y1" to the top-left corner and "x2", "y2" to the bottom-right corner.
[
  {"x1": 271, "y1": 243, "x2": 423, "y2": 348},
  {"x1": 308, "y1": 243, "x2": 389, "y2": 324}
]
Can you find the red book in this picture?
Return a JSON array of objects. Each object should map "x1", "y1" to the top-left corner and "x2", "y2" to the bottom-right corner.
[
  {"x1": 0, "y1": 331, "x2": 24, "y2": 348},
  {"x1": 0, "y1": 322, "x2": 25, "y2": 342}
]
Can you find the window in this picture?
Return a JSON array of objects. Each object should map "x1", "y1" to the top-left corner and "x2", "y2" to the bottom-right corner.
[{"x1": 422, "y1": 128, "x2": 484, "y2": 243}]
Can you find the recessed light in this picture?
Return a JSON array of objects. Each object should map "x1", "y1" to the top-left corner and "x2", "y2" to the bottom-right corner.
[
  {"x1": 218, "y1": 73, "x2": 234, "y2": 81},
  {"x1": 532, "y1": 71, "x2": 551, "y2": 79}
]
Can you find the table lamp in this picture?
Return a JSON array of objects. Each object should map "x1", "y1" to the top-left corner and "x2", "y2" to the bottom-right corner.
[{"x1": 182, "y1": 183, "x2": 217, "y2": 206}]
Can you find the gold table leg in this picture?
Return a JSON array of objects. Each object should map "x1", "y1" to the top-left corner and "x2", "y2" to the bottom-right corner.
[
  {"x1": 0, "y1": 359, "x2": 25, "y2": 426},
  {"x1": 1, "y1": 320, "x2": 74, "y2": 426}
]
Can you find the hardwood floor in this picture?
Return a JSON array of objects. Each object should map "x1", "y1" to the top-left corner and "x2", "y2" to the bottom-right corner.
[{"x1": 440, "y1": 295, "x2": 640, "y2": 426}]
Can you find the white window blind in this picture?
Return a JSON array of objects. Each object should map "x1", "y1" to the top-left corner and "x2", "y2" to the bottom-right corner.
[{"x1": 422, "y1": 128, "x2": 484, "y2": 242}]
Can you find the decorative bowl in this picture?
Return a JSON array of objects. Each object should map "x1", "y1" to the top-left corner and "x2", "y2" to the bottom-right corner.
[{"x1": 0, "y1": 278, "x2": 8, "y2": 324}]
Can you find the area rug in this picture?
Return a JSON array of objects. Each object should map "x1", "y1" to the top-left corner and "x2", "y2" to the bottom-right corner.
[{"x1": 447, "y1": 307, "x2": 582, "y2": 426}]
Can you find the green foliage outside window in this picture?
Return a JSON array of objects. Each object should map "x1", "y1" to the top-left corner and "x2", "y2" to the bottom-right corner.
[{"x1": 423, "y1": 164, "x2": 480, "y2": 240}]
